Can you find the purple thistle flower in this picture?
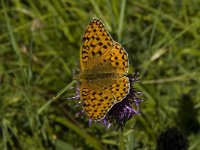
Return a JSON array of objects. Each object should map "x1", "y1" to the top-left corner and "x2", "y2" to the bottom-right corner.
[
  {"x1": 71, "y1": 72, "x2": 143, "y2": 128},
  {"x1": 101, "y1": 73, "x2": 143, "y2": 128}
]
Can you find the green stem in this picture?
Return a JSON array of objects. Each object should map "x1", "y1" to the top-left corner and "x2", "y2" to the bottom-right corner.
[
  {"x1": 118, "y1": 127, "x2": 125, "y2": 150},
  {"x1": 37, "y1": 80, "x2": 76, "y2": 114},
  {"x1": 118, "y1": 0, "x2": 126, "y2": 42}
]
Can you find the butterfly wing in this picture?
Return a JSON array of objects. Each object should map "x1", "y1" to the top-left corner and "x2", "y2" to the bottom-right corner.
[
  {"x1": 80, "y1": 76, "x2": 130, "y2": 121},
  {"x1": 80, "y1": 18, "x2": 113, "y2": 72},
  {"x1": 80, "y1": 18, "x2": 128, "y2": 74},
  {"x1": 92, "y1": 42, "x2": 129, "y2": 74}
]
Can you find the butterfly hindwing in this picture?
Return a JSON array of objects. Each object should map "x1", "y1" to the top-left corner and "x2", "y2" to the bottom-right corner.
[{"x1": 80, "y1": 76, "x2": 130, "y2": 121}]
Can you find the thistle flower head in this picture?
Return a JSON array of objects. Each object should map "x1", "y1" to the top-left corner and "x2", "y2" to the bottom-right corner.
[
  {"x1": 72, "y1": 72, "x2": 143, "y2": 128},
  {"x1": 101, "y1": 73, "x2": 142, "y2": 128}
]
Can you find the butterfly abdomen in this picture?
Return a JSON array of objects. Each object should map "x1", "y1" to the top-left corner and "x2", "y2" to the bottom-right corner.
[{"x1": 78, "y1": 73, "x2": 125, "y2": 81}]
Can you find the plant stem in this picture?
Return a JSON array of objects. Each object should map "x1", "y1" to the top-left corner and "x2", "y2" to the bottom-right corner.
[{"x1": 119, "y1": 126, "x2": 125, "y2": 150}]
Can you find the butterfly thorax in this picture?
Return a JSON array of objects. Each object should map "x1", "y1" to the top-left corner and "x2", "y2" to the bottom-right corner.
[{"x1": 74, "y1": 72, "x2": 124, "y2": 81}]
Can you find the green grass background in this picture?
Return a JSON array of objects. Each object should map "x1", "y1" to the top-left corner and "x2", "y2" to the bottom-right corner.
[{"x1": 1, "y1": 0, "x2": 200, "y2": 149}]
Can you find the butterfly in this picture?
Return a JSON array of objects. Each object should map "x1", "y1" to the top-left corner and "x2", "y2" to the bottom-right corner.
[{"x1": 74, "y1": 18, "x2": 130, "y2": 121}]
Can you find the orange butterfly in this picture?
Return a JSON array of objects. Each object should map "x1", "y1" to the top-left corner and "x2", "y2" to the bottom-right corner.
[{"x1": 74, "y1": 18, "x2": 130, "y2": 121}]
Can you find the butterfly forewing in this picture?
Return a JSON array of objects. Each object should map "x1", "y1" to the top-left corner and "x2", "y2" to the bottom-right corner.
[
  {"x1": 92, "y1": 42, "x2": 129, "y2": 74},
  {"x1": 80, "y1": 18, "x2": 114, "y2": 72}
]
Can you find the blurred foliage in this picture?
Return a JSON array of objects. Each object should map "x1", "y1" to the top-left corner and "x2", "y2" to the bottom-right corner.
[{"x1": 1, "y1": 0, "x2": 200, "y2": 149}]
